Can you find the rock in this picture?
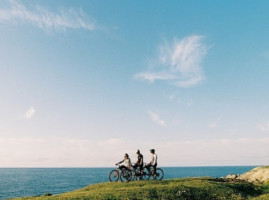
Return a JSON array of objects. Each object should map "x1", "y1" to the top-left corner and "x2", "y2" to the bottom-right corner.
[
  {"x1": 225, "y1": 174, "x2": 240, "y2": 179},
  {"x1": 239, "y1": 166, "x2": 269, "y2": 183}
]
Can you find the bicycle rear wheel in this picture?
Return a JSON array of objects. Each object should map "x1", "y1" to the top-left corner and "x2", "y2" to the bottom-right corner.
[
  {"x1": 120, "y1": 169, "x2": 132, "y2": 182},
  {"x1": 155, "y1": 168, "x2": 164, "y2": 181},
  {"x1": 109, "y1": 169, "x2": 119, "y2": 182}
]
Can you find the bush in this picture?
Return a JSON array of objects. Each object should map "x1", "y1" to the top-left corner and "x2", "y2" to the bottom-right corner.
[{"x1": 43, "y1": 192, "x2": 52, "y2": 196}]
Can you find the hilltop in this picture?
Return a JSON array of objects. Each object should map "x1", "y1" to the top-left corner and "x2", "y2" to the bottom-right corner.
[
  {"x1": 13, "y1": 166, "x2": 269, "y2": 200},
  {"x1": 14, "y1": 177, "x2": 264, "y2": 200}
]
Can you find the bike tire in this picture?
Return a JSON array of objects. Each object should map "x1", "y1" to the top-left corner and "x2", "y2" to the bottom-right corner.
[
  {"x1": 131, "y1": 170, "x2": 137, "y2": 181},
  {"x1": 146, "y1": 167, "x2": 155, "y2": 180},
  {"x1": 141, "y1": 170, "x2": 150, "y2": 180},
  {"x1": 109, "y1": 169, "x2": 119, "y2": 182},
  {"x1": 155, "y1": 168, "x2": 164, "y2": 181},
  {"x1": 132, "y1": 167, "x2": 143, "y2": 181},
  {"x1": 120, "y1": 169, "x2": 132, "y2": 182}
]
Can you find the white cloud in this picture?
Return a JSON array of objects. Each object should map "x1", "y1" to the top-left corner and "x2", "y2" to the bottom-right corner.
[
  {"x1": 0, "y1": 0, "x2": 96, "y2": 32},
  {"x1": 135, "y1": 72, "x2": 176, "y2": 83},
  {"x1": 0, "y1": 137, "x2": 269, "y2": 167},
  {"x1": 257, "y1": 122, "x2": 269, "y2": 132},
  {"x1": 148, "y1": 110, "x2": 166, "y2": 126},
  {"x1": 24, "y1": 106, "x2": 35, "y2": 119},
  {"x1": 135, "y1": 35, "x2": 208, "y2": 88}
]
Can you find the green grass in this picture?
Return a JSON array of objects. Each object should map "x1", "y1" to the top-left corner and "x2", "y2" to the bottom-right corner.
[
  {"x1": 251, "y1": 182, "x2": 269, "y2": 200},
  {"x1": 260, "y1": 166, "x2": 269, "y2": 169},
  {"x1": 13, "y1": 177, "x2": 265, "y2": 200},
  {"x1": 251, "y1": 194, "x2": 269, "y2": 200}
]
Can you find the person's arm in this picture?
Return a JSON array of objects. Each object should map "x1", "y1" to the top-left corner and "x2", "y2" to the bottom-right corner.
[
  {"x1": 116, "y1": 160, "x2": 124, "y2": 165},
  {"x1": 139, "y1": 155, "x2": 143, "y2": 165},
  {"x1": 136, "y1": 156, "x2": 140, "y2": 164}
]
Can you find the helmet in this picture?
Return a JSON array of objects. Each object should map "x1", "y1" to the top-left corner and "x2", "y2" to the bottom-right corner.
[
  {"x1": 125, "y1": 153, "x2": 129, "y2": 158},
  {"x1": 136, "y1": 150, "x2": 140, "y2": 154},
  {"x1": 150, "y1": 149, "x2": 155, "y2": 153}
]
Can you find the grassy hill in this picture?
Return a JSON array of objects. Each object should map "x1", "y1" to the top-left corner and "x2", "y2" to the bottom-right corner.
[
  {"x1": 14, "y1": 177, "x2": 267, "y2": 200},
  {"x1": 252, "y1": 194, "x2": 269, "y2": 200}
]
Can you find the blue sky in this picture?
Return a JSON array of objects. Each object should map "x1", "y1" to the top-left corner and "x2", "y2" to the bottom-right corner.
[{"x1": 1, "y1": 0, "x2": 269, "y2": 167}]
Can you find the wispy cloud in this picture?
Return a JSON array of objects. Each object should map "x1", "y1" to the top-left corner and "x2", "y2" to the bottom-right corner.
[
  {"x1": 0, "y1": 0, "x2": 96, "y2": 32},
  {"x1": 135, "y1": 35, "x2": 208, "y2": 87},
  {"x1": 24, "y1": 106, "x2": 35, "y2": 119},
  {"x1": 148, "y1": 110, "x2": 166, "y2": 126},
  {"x1": 257, "y1": 122, "x2": 269, "y2": 132}
]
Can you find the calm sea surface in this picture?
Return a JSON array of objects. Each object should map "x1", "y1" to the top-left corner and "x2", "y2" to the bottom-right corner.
[{"x1": 0, "y1": 166, "x2": 256, "y2": 199}]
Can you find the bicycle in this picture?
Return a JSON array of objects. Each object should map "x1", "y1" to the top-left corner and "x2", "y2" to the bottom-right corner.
[
  {"x1": 131, "y1": 164, "x2": 149, "y2": 181},
  {"x1": 108, "y1": 164, "x2": 132, "y2": 182},
  {"x1": 143, "y1": 163, "x2": 164, "y2": 181}
]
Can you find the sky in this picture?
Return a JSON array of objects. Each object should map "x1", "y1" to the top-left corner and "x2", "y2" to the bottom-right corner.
[{"x1": 1, "y1": 0, "x2": 269, "y2": 167}]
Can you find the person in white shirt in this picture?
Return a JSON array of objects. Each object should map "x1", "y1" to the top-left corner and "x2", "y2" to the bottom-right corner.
[
  {"x1": 116, "y1": 153, "x2": 131, "y2": 171},
  {"x1": 146, "y1": 149, "x2": 158, "y2": 179}
]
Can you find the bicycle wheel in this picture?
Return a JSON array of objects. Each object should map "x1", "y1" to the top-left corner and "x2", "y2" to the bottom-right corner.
[
  {"x1": 109, "y1": 169, "x2": 119, "y2": 182},
  {"x1": 120, "y1": 169, "x2": 133, "y2": 182},
  {"x1": 155, "y1": 168, "x2": 164, "y2": 181},
  {"x1": 141, "y1": 170, "x2": 150, "y2": 180},
  {"x1": 146, "y1": 167, "x2": 154, "y2": 180},
  {"x1": 131, "y1": 170, "x2": 137, "y2": 181},
  {"x1": 133, "y1": 167, "x2": 142, "y2": 181}
]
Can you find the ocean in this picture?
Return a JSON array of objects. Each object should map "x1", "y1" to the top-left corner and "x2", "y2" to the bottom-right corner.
[{"x1": 0, "y1": 166, "x2": 256, "y2": 199}]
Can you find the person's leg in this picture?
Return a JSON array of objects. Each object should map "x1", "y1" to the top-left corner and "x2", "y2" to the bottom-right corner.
[
  {"x1": 145, "y1": 163, "x2": 154, "y2": 177},
  {"x1": 133, "y1": 163, "x2": 138, "y2": 175},
  {"x1": 139, "y1": 164, "x2": 143, "y2": 172},
  {"x1": 153, "y1": 164, "x2": 157, "y2": 179},
  {"x1": 119, "y1": 165, "x2": 126, "y2": 171},
  {"x1": 133, "y1": 163, "x2": 138, "y2": 169},
  {"x1": 153, "y1": 164, "x2": 157, "y2": 174},
  {"x1": 139, "y1": 164, "x2": 144, "y2": 176}
]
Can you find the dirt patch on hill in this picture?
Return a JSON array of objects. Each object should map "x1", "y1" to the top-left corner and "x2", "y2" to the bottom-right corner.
[{"x1": 239, "y1": 166, "x2": 269, "y2": 183}]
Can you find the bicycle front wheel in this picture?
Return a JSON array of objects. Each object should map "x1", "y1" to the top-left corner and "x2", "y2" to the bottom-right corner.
[
  {"x1": 109, "y1": 169, "x2": 119, "y2": 182},
  {"x1": 141, "y1": 170, "x2": 150, "y2": 180},
  {"x1": 120, "y1": 169, "x2": 132, "y2": 182},
  {"x1": 155, "y1": 168, "x2": 164, "y2": 181}
]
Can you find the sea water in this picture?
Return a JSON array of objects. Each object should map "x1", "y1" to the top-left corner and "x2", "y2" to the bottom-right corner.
[{"x1": 0, "y1": 166, "x2": 256, "y2": 199}]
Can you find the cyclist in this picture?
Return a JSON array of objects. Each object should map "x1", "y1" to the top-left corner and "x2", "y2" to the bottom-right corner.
[
  {"x1": 133, "y1": 150, "x2": 144, "y2": 176},
  {"x1": 146, "y1": 149, "x2": 158, "y2": 179},
  {"x1": 116, "y1": 153, "x2": 131, "y2": 171}
]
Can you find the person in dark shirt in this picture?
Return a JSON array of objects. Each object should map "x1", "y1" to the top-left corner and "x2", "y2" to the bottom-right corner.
[{"x1": 133, "y1": 150, "x2": 144, "y2": 175}]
